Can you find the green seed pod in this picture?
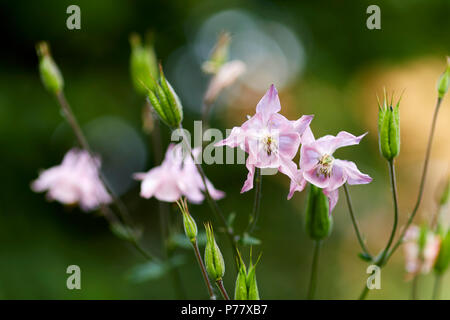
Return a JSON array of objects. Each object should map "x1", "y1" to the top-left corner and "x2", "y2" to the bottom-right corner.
[
  {"x1": 378, "y1": 91, "x2": 400, "y2": 161},
  {"x1": 146, "y1": 66, "x2": 183, "y2": 128},
  {"x1": 129, "y1": 33, "x2": 158, "y2": 96},
  {"x1": 437, "y1": 57, "x2": 450, "y2": 99},
  {"x1": 234, "y1": 251, "x2": 261, "y2": 300},
  {"x1": 204, "y1": 223, "x2": 225, "y2": 281},
  {"x1": 304, "y1": 184, "x2": 332, "y2": 240},
  {"x1": 176, "y1": 198, "x2": 198, "y2": 243},
  {"x1": 36, "y1": 42, "x2": 64, "y2": 95},
  {"x1": 434, "y1": 230, "x2": 450, "y2": 274},
  {"x1": 234, "y1": 262, "x2": 248, "y2": 300}
]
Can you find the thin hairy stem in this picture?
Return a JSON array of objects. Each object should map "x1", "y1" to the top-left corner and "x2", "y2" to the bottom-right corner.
[
  {"x1": 359, "y1": 285, "x2": 369, "y2": 300},
  {"x1": 216, "y1": 279, "x2": 230, "y2": 300},
  {"x1": 193, "y1": 240, "x2": 216, "y2": 300},
  {"x1": 343, "y1": 184, "x2": 372, "y2": 258},
  {"x1": 307, "y1": 240, "x2": 321, "y2": 300},
  {"x1": 411, "y1": 275, "x2": 419, "y2": 300}
]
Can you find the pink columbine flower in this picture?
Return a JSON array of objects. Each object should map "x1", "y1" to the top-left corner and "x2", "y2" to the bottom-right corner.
[
  {"x1": 288, "y1": 127, "x2": 372, "y2": 212},
  {"x1": 403, "y1": 226, "x2": 441, "y2": 279},
  {"x1": 215, "y1": 84, "x2": 313, "y2": 193},
  {"x1": 31, "y1": 148, "x2": 112, "y2": 211},
  {"x1": 134, "y1": 143, "x2": 225, "y2": 203}
]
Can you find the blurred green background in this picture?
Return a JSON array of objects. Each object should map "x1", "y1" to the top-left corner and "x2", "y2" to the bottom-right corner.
[{"x1": 1, "y1": 0, "x2": 450, "y2": 299}]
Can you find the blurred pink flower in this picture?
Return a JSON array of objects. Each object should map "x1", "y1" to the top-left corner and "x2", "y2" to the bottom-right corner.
[
  {"x1": 134, "y1": 143, "x2": 225, "y2": 203},
  {"x1": 215, "y1": 84, "x2": 313, "y2": 193},
  {"x1": 403, "y1": 226, "x2": 441, "y2": 279},
  {"x1": 31, "y1": 148, "x2": 111, "y2": 211},
  {"x1": 204, "y1": 60, "x2": 246, "y2": 104},
  {"x1": 288, "y1": 127, "x2": 372, "y2": 212}
]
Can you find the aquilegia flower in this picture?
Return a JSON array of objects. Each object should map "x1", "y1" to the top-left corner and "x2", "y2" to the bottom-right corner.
[
  {"x1": 31, "y1": 148, "x2": 111, "y2": 211},
  {"x1": 215, "y1": 84, "x2": 313, "y2": 193},
  {"x1": 288, "y1": 127, "x2": 372, "y2": 212},
  {"x1": 134, "y1": 143, "x2": 225, "y2": 203},
  {"x1": 403, "y1": 225, "x2": 441, "y2": 279}
]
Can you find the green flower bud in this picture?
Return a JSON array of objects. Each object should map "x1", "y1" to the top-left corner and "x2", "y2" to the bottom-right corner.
[
  {"x1": 129, "y1": 33, "x2": 158, "y2": 95},
  {"x1": 304, "y1": 184, "x2": 332, "y2": 240},
  {"x1": 204, "y1": 222, "x2": 225, "y2": 281},
  {"x1": 434, "y1": 230, "x2": 450, "y2": 274},
  {"x1": 437, "y1": 57, "x2": 450, "y2": 99},
  {"x1": 202, "y1": 32, "x2": 231, "y2": 74},
  {"x1": 378, "y1": 90, "x2": 400, "y2": 161},
  {"x1": 36, "y1": 42, "x2": 64, "y2": 95},
  {"x1": 146, "y1": 66, "x2": 183, "y2": 128},
  {"x1": 234, "y1": 251, "x2": 261, "y2": 300},
  {"x1": 176, "y1": 198, "x2": 198, "y2": 243}
]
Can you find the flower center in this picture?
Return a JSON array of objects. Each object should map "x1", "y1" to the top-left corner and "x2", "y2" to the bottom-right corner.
[
  {"x1": 317, "y1": 154, "x2": 334, "y2": 178},
  {"x1": 262, "y1": 134, "x2": 278, "y2": 156}
]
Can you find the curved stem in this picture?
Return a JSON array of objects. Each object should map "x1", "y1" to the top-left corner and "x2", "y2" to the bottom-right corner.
[
  {"x1": 193, "y1": 241, "x2": 216, "y2": 300},
  {"x1": 359, "y1": 285, "x2": 369, "y2": 300},
  {"x1": 376, "y1": 160, "x2": 399, "y2": 266},
  {"x1": 216, "y1": 279, "x2": 230, "y2": 300},
  {"x1": 307, "y1": 240, "x2": 321, "y2": 300},
  {"x1": 56, "y1": 91, "x2": 157, "y2": 260},
  {"x1": 343, "y1": 184, "x2": 372, "y2": 258},
  {"x1": 432, "y1": 273, "x2": 442, "y2": 300},
  {"x1": 177, "y1": 125, "x2": 239, "y2": 257},
  {"x1": 247, "y1": 168, "x2": 262, "y2": 234},
  {"x1": 386, "y1": 97, "x2": 442, "y2": 260}
]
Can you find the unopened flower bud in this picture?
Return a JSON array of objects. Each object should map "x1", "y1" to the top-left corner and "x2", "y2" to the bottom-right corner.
[
  {"x1": 176, "y1": 198, "x2": 198, "y2": 243},
  {"x1": 304, "y1": 184, "x2": 333, "y2": 240},
  {"x1": 378, "y1": 90, "x2": 400, "y2": 161},
  {"x1": 36, "y1": 42, "x2": 64, "y2": 95},
  {"x1": 434, "y1": 230, "x2": 450, "y2": 275},
  {"x1": 234, "y1": 251, "x2": 261, "y2": 300},
  {"x1": 146, "y1": 66, "x2": 183, "y2": 128},
  {"x1": 204, "y1": 222, "x2": 225, "y2": 281},
  {"x1": 437, "y1": 57, "x2": 450, "y2": 99},
  {"x1": 129, "y1": 33, "x2": 158, "y2": 95},
  {"x1": 202, "y1": 32, "x2": 231, "y2": 74}
]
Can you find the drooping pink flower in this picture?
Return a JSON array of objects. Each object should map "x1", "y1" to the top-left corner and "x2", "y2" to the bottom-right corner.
[
  {"x1": 134, "y1": 143, "x2": 225, "y2": 203},
  {"x1": 215, "y1": 84, "x2": 313, "y2": 193},
  {"x1": 403, "y1": 226, "x2": 441, "y2": 279},
  {"x1": 288, "y1": 127, "x2": 372, "y2": 212},
  {"x1": 31, "y1": 148, "x2": 112, "y2": 211}
]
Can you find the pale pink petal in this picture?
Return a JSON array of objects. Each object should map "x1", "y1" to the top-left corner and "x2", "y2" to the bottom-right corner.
[
  {"x1": 255, "y1": 84, "x2": 281, "y2": 123},
  {"x1": 314, "y1": 132, "x2": 367, "y2": 155},
  {"x1": 323, "y1": 188, "x2": 339, "y2": 214},
  {"x1": 293, "y1": 115, "x2": 314, "y2": 136},
  {"x1": 303, "y1": 164, "x2": 345, "y2": 190},
  {"x1": 241, "y1": 159, "x2": 256, "y2": 193},
  {"x1": 335, "y1": 159, "x2": 372, "y2": 185},
  {"x1": 300, "y1": 144, "x2": 321, "y2": 171},
  {"x1": 287, "y1": 170, "x2": 307, "y2": 200},
  {"x1": 301, "y1": 127, "x2": 315, "y2": 145},
  {"x1": 278, "y1": 132, "x2": 301, "y2": 160}
]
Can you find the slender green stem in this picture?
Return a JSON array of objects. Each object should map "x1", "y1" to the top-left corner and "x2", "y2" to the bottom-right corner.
[
  {"x1": 386, "y1": 97, "x2": 442, "y2": 261},
  {"x1": 192, "y1": 240, "x2": 216, "y2": 300},
  {"x1": 377, "y1": 160, "x2": 399, "y2": 266},
  {"x1": 432, "y1": 273, "x2": 442, "y2": 300},
  {"x1": 216, "y1": 279, "x2": 230, "y2": 300},
  {"x1": 343, "y1": 184, "x2": 372, "y2": 258},
  {"x1": 307, "y1": 240, "x2": 321, "y2": 300},
  {"x1": 359, "y1": 285, "x2": 369, "y2": 300},
  {"x1": 177, "y1": 125, "x2": 239, "y2": 257},
  {"x1": 411, "y1": 275, "x2": 419, "y2": 300},
  {"x1": 247, "y1": 168, "x2": 262, "y2": 234},
  {"x1": 56, "y1": 91, "x2": 157, "y2": 261},
  {"x1": 358, "y1": 160, "x2": 399, "y2": 299}
]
